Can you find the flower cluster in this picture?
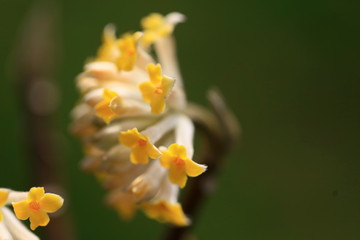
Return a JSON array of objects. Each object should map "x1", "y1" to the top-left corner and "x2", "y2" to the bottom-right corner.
[
  {"x1": 71, "y1": 12, "x2": 207, "y2": 225},
  {"x1": 0, "y1": 187, "x2": 63, "y2": 239}
]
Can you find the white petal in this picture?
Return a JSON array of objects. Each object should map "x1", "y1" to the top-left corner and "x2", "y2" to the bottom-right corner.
[
  {"x1": 0, "y1": 219, "x2": 13, "y2": 240},
  {"x1": 84, "y1": 61, "x2": 118, "y2": 79},
  {"x1": 155, "y1": 36, "x2": 183, "y2": 87},
  {"x1": 110, "y1": 99, "x2": 151, "y2": 117},
  {"x1": 167, "y1": 87, "x2": 187, "y2": 110},
  {"x1": 7, "y1": 192, "x2": 27, "y2": 204},
  {"x1": 130, "y1": 159, "x2": 166, "y2": 200},
  {"x1": 2, "y1": 208, "x2": 39, "y2": 240},
  {"x1": 84, "y1": 86, "x2": 141, "y2": 106},
  {"x1": 175, "y1": 115, "x2": 195, "y2": 158},
  {"x1": 151, "y1": 177, "x2": 179, "y2": 204},
  {"x1": 136, "y1": 46, "x2": 155, "y2": 70},
  {"x1": 76, "y1": 76, "x2": 99, "y2": 92},
  {"x1": 142, "y1": 114, "x2": 179, "y2": 142},
  {"x1": 116, "y1": 118, "x2": 157, "y2": 131},
  {"x1": 91, "y1": 118, "x2": 155, "y2": 149},
  {"x1": 70, "y1": 103, "x2": 92, "y2": 120},
  {"x1": 102, "y1": 145, "x2": 133, "y2": 172},
  {"x1": 116, "y1": 66, "x2": 149, "y2": 85},
  {"x1": 165, "y1": 12, "x2": 186, "y2": 25},
  {"x1": 103, "y1": 164, "x2": 149, "y2": 190}
]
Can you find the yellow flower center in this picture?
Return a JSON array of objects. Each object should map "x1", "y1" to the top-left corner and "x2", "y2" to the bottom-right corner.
[
  {"x1": 173, "y1": 157, "x2": 185, "y2": 166},
  {"x1": 29, "y1": 201, "x2": 40, "y2": 211},
  {"x1": 154, "y1": 86, "x2": 163, "y2": 95},
  {"x1": 127, "y1": 49, "x2": 135, "y2": 56},
  {"x1": 138, "y1": 139, "x2": 147, "y2": 146}
]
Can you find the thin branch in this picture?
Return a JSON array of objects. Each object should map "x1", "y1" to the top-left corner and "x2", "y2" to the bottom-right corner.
[{"x1": 13, "y1": 1, "x2": 74, "y2": 240}]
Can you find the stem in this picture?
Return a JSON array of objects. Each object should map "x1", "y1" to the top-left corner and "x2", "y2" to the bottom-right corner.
[{"x1": 162, "y1": 89, "x2": 240, "y2": 240}]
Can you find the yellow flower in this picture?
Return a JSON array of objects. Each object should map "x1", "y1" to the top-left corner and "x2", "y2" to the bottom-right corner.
[
  {"x1": 119, "y1": 128, "x2": 161, "y2": 164},
  {"x1": 160, "y1": 144, "x2": 206, "y2": 188},
  {"x1": 139, "y1": 63, "x2": 175, "y2": 114},
  {"x1": 97, "y1": 24, "x2": 119, "y2": 62},
  {"x1": 96, "y1": 26, "x2": 140, "y2": 72},
  {"x1": 95, "y1": 88, "x2": 122, "y2": 124},
  {"x1": 106, "y1": 190, "x2": 137, "y2": 220},
  {"x1": 140, "y1": 13, "x2": 173, "y2": 48},
  {"x1": 142, "y1": 200, "x2": 189, "y2": 226},
  {"x1": 12, "y1": 187, "x2": 63, "y2": 230},
  {"x1": 0, "y1": 189, "x2": 9, "y2": 222},
  {"x1": 116, "y1": 32, "x2": 141, "y2": 71}
]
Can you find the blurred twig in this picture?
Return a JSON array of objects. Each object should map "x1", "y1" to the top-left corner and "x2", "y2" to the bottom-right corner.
[
  {"x1": 162, "y1": 89, "x2": 240, "y2": 240},
  {"x1": 14, "y1": 1, "x2": 74, "y2": 240}
]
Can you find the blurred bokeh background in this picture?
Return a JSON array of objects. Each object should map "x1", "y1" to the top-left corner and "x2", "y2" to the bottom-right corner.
[{"x1": 1, "y1": 0, "x2": 359, "y2": 239}]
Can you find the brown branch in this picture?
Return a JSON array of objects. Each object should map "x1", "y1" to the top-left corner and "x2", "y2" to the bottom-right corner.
[
  {"x1": 162, "y1": 89, "x2": 240, "y2": 240},
  {"x1": 13, "y1": 1, "x2": 75, "y2": 240}
]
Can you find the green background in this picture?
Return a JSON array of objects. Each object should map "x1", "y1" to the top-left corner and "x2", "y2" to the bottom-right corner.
[{"x1": 1, "y1": 0, "x2": 359, "y2": 239}]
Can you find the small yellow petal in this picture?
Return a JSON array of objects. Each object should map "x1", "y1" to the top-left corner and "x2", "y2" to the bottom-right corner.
[
  {"x1": 28, "y1": 187, "x2": 45, "y2": 201},
  {"x1": 168, "y1": 144, "x2": 187, "y2": 159},
  {"x1": 130, "y1": 147, "x2": 149, "y2": 164},
  {"x1": 0, "y1": 190, "x2": 9, "y2": 207},
  {"x1": 119, "y1": 128, "x2": 142, "y2": 148},
  {"x1": 138, "y1": 82, "x2": 154, "y2": 103},
  {"x1": 29, "y1": 210, "x2": 50, "y2": 230},
  {"x1": 113, "y1": 193, "x2": 136, "y2": 220},
  {"x1": 159, "y1": 151, "x2": 172, "y2": 169},
  {"x1": 157, "y1": 23, "x2": 173, "y2": 37},
  {"x1": 141, "y1": 13, "x2": 164, "y2": 30},
  {"x1": 141, "y1": 32, "x2": 157, "y2": 48},
  {"x1": 147, "y1": 64, "x2": 162, "y2": 84},
  {"x1": 161, "y1": 76, "x2": 175, "y2": 96},
  {"x1": 97, "y1": 25, "x2": 118, "y2": 62},
  {"x1": 117, "y1": 33, "x2": 138, "y2": 71},
  {"x1": 95, "y1": 89, "x2": 120, "y2": 123},
  {"x1": 185, "y1": 159, "x2": 206, "y2": 177},
  {"x1": 142, "y1": 201, "x2": 189, "y2": 226},
  {"x1": 150, "y1": 98, "x2": 165, "y2": 114},
  {"x1": 40, "y1": 193, "x2": 64, "y2": 213},
  {"x1": 146, "y1": 143, "x2": 161, "y2": 159},
  {"x1": 12, "y1": 200, "x2": 31, "y2": 220},
  {"x1": 95, "y1": 101, "x2": 116, "y2": 124},
  {"x1": 103, "y1": 88, "x2": 119, "y2": 102},
  {"x1": 169, "y1": 166, "x2": 187, "y2": 188},
  {"x1": 166, "y1": 203, "x2": 189, "y2": 226}
]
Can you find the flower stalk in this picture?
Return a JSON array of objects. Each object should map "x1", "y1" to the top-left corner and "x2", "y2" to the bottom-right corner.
[{"x1": 162, "y1": 89, "x2": 240, "y2": 240}]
